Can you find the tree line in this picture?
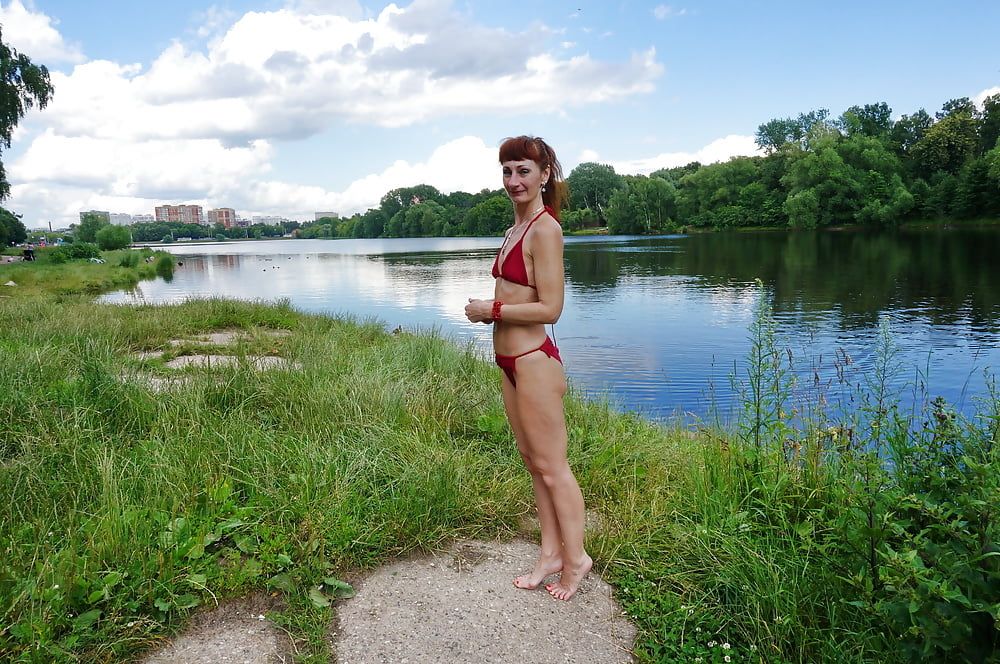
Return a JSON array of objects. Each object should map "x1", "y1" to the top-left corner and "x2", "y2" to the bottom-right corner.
[
  {"x1": 295, "y1": 94, "x2": 1000, "y2": 237},
  {"x1": 9, "y1": 92, "x2": 1000, "y2": 245}
]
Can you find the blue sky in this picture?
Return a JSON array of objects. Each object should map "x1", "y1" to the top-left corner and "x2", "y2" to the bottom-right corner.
[{"x1": 3, "y1": 0, "x2": 999, "y2": 228}]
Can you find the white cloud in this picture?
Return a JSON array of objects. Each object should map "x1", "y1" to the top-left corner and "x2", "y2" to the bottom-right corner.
[
  {"x1": 9, "y1": 134, "x2": 499, "y2": 226},
  {"x1": 974, "y1": 85, "x2": 1000, "y2": 108},
  {"x1": 652, "y1": 5, "x2": 687, "y2": 20},
  {"x1": 26, "y1": 1, "x2": 662, "y2": 142},
  {"x1": 193, "y1": 5, "x2": 238, "y2": 40},
  {"x1": 0, "y1": 0, "x2": 84, "y2": 63},
  {"x1": 607, "y1": 135, "x2": 761, "y2": 175},
  {"x1": 7, "y1": 0, "x2": 664, "y2": 227}
]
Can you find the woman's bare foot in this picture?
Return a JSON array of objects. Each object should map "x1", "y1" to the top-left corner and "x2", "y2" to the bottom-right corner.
[
  {"x1": 545, "y1": 554, "x2": 592, "y2": 601},
  {"x1": 513, "y1": 553, "x2": 563, "y2": 590}
]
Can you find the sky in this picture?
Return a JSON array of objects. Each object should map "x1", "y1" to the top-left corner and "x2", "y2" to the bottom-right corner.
[{"x1": 2, "y1": 0, "x2": 999, "y2": 229}]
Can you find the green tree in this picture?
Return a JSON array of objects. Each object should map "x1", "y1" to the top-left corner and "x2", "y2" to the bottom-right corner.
[
  {"x1": 889, "y1": 109, "x2": 933, "y2": 160},
  {"x1": 953, "y1": 157, "x2": 1000, "y2": 218},
  {"x1": 675, "y1": 156, "x2": 761, "y2": 226},
  {"x1": 464, "y1": 195, "x2": 510, "y2": 235},
  {"x1": 75, "y1": 212, "x2": 109, "y2": 243},
  {"x1": 359, "y1": 209, "x2": 386, "y2": 238},
  {"x1": 379, "y1": 184, "x2": 442, "y2": 220},
  {"x1": 978, "y1": 93, "x2": 1000, "y2": 157},
  {"x1": 0, "y1": 205, "x2": 26, "y2": 246},
  {"x1": 401, "y1": 200, "x2": 448, "y2": 237},
  {"x1": 95, "y1": 224, "x2": 131, "y2": 250},
  {"x1": 755, "y1": 109, "x2": 831, "y2": 153},
  {"x1": 566, "y1": 162, "x2": 624, "y2": 215},
  {"x1": 1, "y1": 27, "x2": 54, "y2": 200},
  {"x1": 755, "y1": 117, "x2": 803, "y2": 153},
  {"x1": 606, "y1": 175, "x2": 676, "y2": 234},
  {"x1": 911, "y1": 111, "x2": 979, "y2": 177},
  {"x1": 838, "y1": 102, "x2": 892, "y2": 138},
  {"x1": 562, "y1": 207, "x2": 599, "y2": 232},
  {"x1": 936, "y1": 96, "x2": 976, "y2": 120}
]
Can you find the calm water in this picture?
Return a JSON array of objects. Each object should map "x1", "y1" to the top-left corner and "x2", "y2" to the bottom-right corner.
[{"x1": 102, "y1": 228, "x2": 1000, "y2": 420}]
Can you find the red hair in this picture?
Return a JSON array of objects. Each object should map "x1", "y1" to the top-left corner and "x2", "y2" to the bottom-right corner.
[{"x1": 498, "y1": 136, "x2": 567, "y2": 220}]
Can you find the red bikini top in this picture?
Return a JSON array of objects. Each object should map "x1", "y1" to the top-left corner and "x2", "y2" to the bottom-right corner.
[{"x1": 491, "y1": 207, "x2": 554, "y2": 288}]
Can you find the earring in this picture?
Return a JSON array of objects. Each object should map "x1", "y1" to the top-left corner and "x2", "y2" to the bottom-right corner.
[{"x1": 542, "y1": 182, "x2": 547, "y2": 193}]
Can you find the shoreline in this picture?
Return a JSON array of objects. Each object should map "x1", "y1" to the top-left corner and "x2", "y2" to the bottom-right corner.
[{"x1": 1, "y1": 256, "x2": 995, "y2": 662}]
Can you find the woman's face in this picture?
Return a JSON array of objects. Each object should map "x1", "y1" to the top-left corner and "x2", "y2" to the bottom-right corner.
[{"x1": 502, "y1": 159, "x2": 549, "y2": 205}]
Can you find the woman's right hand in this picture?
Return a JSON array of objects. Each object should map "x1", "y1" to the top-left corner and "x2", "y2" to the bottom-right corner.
[{"x1": 465, "y1": 298, "x2": 494, "y2": 324}]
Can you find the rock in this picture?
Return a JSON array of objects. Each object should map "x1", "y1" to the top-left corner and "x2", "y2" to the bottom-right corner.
[{"x1": 3, "y1": 281, "x2": 16, "y2": 287}]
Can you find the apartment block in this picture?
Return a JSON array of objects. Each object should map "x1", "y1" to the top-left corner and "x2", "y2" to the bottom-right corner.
[
  {"x1": 109, "y1": 213, "x2": 133, "y2": 226},
  {"x1": 155, "y1": 204, "x2": 204, "y2": 224},
  {"x1": 207, "y1": 208, "x2": 237, "y2": 229},
  {"x1": 252, "y1": 215, "x2": 289, "y2": 225}
]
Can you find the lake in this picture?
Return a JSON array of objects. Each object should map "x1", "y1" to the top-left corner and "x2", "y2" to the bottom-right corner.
[{"x1": 102, "y1": 227, "x2": 1000, "y2": 421}]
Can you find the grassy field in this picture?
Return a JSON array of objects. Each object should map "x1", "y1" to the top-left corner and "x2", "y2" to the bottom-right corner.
[{"x1": 0, "y1": 255, "x2": 996, "y2": 663}]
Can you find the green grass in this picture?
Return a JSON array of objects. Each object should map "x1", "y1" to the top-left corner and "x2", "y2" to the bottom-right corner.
[
  {"x1": 0, "y1": 247, "x2": 171, "y2": 297},
  {"x1": 0, "y1": 261, "x2": 996, "y2": 663}
]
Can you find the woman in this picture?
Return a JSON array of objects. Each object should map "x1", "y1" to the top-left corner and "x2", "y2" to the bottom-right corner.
[{"x1": 465, "y1": 136, "x2": 591, "y2": 601}]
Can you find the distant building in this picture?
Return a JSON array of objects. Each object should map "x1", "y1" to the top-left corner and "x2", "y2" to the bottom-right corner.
[
  {"x1": 132, "y1": 214, "x2": 154, "y2": 223},
  {"x1": 315, "y1": 211, "x2": 338, "y2": 220},
  {"x1": 207, "y1": 208, "x2": 237, "y2": 229},
  {"x1": 252, "y1": 215, "x2": 289, "y2": 225},
  {"x1": 155, "y1": 204, "x2": 204, "y2": 225},
  {"x1": 109, "y1": 213, "x2": 133, "y2": 226},
  {"x1": 79, "y1": 210, "x2": 110, "y2": 223}
]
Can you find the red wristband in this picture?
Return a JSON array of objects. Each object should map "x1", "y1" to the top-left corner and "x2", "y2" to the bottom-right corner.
[{"x1": 491, "y1": 300, "x2": 503, "y2": 321}]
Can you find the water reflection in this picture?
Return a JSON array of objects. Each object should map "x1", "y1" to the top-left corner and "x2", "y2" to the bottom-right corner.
[{"x1": 105, "y1": 229, "x2": 1000, "y2": 419}]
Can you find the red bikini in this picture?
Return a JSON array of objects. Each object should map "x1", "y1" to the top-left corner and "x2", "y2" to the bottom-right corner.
[
  {"x1": 492, "y1": 207, "x2": 549, "y2": 288},
  {"x1": 491, "y1": 206, "x2": 562, "y2": 387}
]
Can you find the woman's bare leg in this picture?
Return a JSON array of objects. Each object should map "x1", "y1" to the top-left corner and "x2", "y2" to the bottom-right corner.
[
  {"x1": 513, "y1": 353, "x2": 591, "y2": 600},
  {"x1": 502, "y1": 372, "x2": 564, "y2": 589}
]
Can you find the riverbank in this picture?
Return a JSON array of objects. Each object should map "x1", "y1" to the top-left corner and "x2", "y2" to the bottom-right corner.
[{"x1": 1, "y1": 257, "x2": 996, "y2": 662}]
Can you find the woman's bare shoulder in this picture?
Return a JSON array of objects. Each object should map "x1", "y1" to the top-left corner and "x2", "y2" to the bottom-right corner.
[{"x1": 532, "y1": 214, "x2": 564, "y2": 242}]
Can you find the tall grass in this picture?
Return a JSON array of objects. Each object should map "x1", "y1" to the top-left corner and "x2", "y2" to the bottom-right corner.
[{"x1": 0, "y1": 285, "x2": 996, "y2": 662}]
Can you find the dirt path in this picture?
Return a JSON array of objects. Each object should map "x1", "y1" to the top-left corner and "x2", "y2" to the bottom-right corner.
[{"x1": 141, "y1": 539, "x2": 636, "y2": 663}]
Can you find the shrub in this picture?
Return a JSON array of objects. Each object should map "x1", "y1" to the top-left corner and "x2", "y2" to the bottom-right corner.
[
  {"x1": 49, "y1": 242, "x2": 100, "y2": 262},
  {"x1": 96, "y1": 225, "x2": 131, "y2": 251},
  {"x1": 154, "y1": 253, "x2": 174, "y2": 279},
  {"x1": 117, "y1": 251, "x2": 140, "y2": 268}
]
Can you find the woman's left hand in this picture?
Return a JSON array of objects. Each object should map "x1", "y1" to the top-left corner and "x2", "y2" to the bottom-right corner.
[{"x1": 465, "y1": 298, "x2": 494, "y2": 324}]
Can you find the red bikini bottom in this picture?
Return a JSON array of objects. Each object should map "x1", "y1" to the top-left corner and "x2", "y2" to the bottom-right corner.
[{"x1": 495, "y1": 336, "x2": 562, "y2": 388}]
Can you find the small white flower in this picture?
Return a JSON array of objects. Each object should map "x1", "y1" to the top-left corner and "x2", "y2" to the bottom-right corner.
[
  {"x1": 695, "y1": 627, "x2": 701, "y2": 632},
  {"x1": 724, "y1": 656, "x2": 731, "y2": 663},
  {"x1": 708, "y1": 641, "x2": 717, "y2": 647},
  {"x1": 257, "y1": 614, "x2": 265, "y2": 621},
  {"x1": 750, "y1": 644, "x2": 757, "y2": 651},
  {"x1": 723, "y1": 643, "x2": 731, "y2": 650}
]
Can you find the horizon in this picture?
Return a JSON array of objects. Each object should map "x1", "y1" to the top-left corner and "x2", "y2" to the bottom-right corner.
[{"x1": 3, "y1": 0, "x2": 999, "y2": 229}]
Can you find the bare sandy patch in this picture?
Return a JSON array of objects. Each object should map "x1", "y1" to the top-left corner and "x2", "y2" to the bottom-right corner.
[
  {"x1": 140, "y1": 595, "x2": 293, "y2": 664},
  {"x1": 333, "y1": 539, "x2": 636, "y2": 663}
]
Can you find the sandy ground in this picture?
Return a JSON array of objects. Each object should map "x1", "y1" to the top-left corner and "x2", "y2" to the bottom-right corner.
[
  {"x1": 140, "y1": 595, "x2": 294, "y2": 664},
  {"x1": 140, "y1": 539, "x2": 636, "y2": 663},
  {"x1": 333, "y1": 539, "x2": 636, "y2": 664}
]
